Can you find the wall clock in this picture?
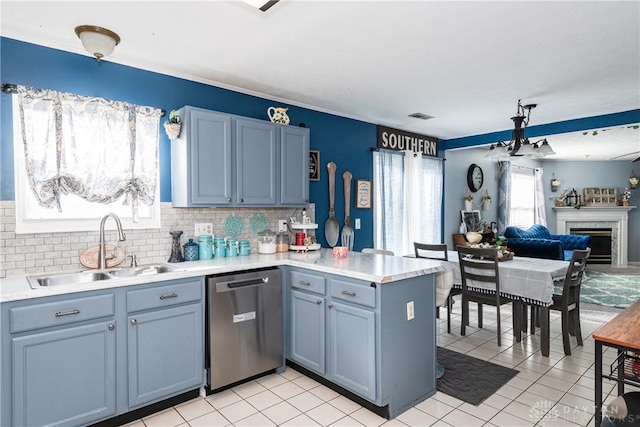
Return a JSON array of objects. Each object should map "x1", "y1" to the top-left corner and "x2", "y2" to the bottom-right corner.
[{"x1": 467, "y1": 164, "x2": 483, "y2": 192}]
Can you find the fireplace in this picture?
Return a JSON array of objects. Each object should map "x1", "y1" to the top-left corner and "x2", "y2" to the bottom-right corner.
[
  {"x1": 570, "y1": 228, "x2": 612, "y2": 264},
  {"x1": 554, "y1": 206, "x2": 634, "y2": 266}
]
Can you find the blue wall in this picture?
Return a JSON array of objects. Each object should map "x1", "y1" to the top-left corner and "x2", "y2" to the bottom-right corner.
[{"x1": 0, "y1": 37, "x2": 377, "y2": 249}]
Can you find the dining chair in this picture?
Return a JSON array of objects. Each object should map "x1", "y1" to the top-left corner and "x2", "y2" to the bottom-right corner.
[
  {"x1": 361, "y1": 248, "x2": 395, "y2": 256},
  {"x1": 414, "y1": 243, "x2": 458, "y2": 333},
  {"x1": 457, "y1": 245, "x2": 521, "y2": 346},
  {"x1": 530, "y1": 248, "x2": 591, "y2": 355}
]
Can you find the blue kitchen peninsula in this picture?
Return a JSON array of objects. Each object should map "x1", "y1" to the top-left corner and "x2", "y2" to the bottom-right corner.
[{"x1": 1, "y1": 250, "x2": 446, "y2": 425}]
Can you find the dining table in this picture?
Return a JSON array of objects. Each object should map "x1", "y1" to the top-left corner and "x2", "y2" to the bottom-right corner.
[{"x1": 412, "y1": 251, "x2": 570, "y2": 357}]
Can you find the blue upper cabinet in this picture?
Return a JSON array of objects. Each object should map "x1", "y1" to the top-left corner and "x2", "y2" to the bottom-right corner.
[
  {"x1": 235, "y1": 117, "x2": 278, "y2": 205},
  {"x1": 171, "y1": 107, "x2": 309, "y2": 207},
  {"x1": 171, "y1": 107, "x2": 233, "y2": 206},
  {"x1": 280, "y1": 126, "x2": 310, "y2": 205}
]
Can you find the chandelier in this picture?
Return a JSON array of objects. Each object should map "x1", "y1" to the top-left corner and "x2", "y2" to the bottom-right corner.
[{"x1": 485, "y1": 99, "x2": 555, "y2": 160}]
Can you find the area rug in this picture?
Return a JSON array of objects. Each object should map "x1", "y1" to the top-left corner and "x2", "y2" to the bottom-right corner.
[
  {"x1": 436, "y1": 347, "x2": 518, "y2": 406},
  {"x1": 555, "y1": 271, "x2": 640, "y2": 309}
]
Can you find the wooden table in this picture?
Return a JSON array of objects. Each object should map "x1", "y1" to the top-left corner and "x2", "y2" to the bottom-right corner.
[{"x1": 592, "y1": 299, "x2": 640, "y2": 427}]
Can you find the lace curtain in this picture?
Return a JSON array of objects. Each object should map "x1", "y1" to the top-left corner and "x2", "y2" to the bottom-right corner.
[
  {"x1": 497, "y1": 161, "x2": 511, "y2": 234},
  {"x1": 373, "y1": 150, "x2": 443, "y2": 255},
  {"x1": 16, "y1": 86, "x2": 161, "y2": 221}
]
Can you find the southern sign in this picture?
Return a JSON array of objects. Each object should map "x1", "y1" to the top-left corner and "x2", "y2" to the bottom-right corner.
[{"x1": 377, "y1": 125, "x2": 439, "y2": 157}]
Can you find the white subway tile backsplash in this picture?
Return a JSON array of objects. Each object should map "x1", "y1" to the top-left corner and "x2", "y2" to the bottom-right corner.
[{"x1": 0, "y1": 202, "x2": 315, "y2": 278}]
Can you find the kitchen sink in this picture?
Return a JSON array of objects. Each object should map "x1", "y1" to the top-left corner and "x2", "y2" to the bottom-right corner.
[
  {"x1": 27, "y1": 271, "x2": 113, "y2": 288},
  {"x1": 107, "y1": 264, "x2": 178, "y2": 277},
  {"x1": 27, "y1": 263, "x2": 181, "y2": 289}
]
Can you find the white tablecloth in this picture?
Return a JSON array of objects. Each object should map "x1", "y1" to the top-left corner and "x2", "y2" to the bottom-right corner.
[{"x1": 446, "y1": 251, "x2": 569, "y2": 307}]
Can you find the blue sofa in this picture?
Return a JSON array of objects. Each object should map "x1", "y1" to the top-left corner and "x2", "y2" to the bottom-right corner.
[{"x1": 503, "y1": 224, "x2": 591, "y2": 261}]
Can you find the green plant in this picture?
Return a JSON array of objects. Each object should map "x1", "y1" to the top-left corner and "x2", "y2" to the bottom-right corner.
[{"x1": 168, "y1": 110, "x2": 181, "y2": 124}]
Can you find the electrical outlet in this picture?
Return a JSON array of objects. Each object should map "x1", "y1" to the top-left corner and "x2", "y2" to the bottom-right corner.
[
  {"x1": 406, "y1": 301, "x2": 415, "y2": 321},
  {"x1": 355, "y1": 218, "x2": 361, "y2": 229},
  {"x1": 194, "y1": 222, "x2": 213, "y2": 236},
  {"x1": 278, "y1": 220, "x2": 288, "y2": 232}
]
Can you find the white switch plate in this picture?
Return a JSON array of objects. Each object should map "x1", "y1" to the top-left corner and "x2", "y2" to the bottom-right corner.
[
  {"x1": 194, "y1": 222, "x2": 213, "y2": 236},
  {"x1": 355, "y1": 218, "x2": 361, "y2": 229},
  {"x1": 406, "y1": 301, "x2": 415, "y2": 321},
  {"x1": 278, "y1": 220, "x2": 289, "y2": 232}
]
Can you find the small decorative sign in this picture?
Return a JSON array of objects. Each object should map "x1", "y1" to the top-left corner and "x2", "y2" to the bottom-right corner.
[
  {"x1": 309, "y1": 150, "x2": 320, "y2": 181},
  {"x1": 356, "y1": 179, "x2": 372, "y2": 209},
  {"x1": 377, "y1": 125, "x2": 439, "y2": 157}
]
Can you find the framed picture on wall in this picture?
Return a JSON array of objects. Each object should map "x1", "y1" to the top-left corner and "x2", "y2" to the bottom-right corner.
[
  {"x1": 460, "y1": 210, "x2": 482, "y2": 233},
  {"x1": 355, "y1": 179, "x2": 372, "y2": 209},
  {"x1": 309, "y1": 150, "x2": 320, "y2": 181}
]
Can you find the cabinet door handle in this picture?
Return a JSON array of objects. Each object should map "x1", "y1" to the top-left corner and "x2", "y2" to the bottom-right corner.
[
  {"x1": 160, "y1": 293, "x2": 178, "y2": 300},
  {"x1": 298, "y1": 280, "x2": 311, "y2": 286},
  {"x1": 341, "y1": 290, "x2": 357, "y2": 297},
  {"x1": 108, "y1": 324, "x2": 115, "y2": 331},
  {"x1": 328, "y1": 304, "x2": 334, "y2": 309},
  {"x1": 131, "y1": 319, "x2": 137, "y2": 325},
  {"x1": 227, "y1": 198, "x2": 232, "y2": 202},
  {"x1": 316, "y1": 300, "x2": 322, "y2": 305},
  {"x1": 240, "y1": 198, "x2": 244, "y2": 203},
  {"x1": 55, "y1": 309, "x2": 80, "y2": 317}
]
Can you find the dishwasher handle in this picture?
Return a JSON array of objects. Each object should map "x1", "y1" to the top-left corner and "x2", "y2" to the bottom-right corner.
[{"x1": 226, "y1": 276, "x2": 269, "y2": 288}]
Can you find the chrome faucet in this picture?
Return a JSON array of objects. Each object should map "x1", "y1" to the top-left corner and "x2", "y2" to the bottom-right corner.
[{"x1": 98, "y1": 213, "x2": 126, "y2": 269}]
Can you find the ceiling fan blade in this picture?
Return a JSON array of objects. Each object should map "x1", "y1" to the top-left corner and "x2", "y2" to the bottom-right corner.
[
  {"x1": 633, "y1": 156, "x2": 640, "y2": 163},
  {"x1": 609, "y1": 151, "x2": 640, "y2": 161}
]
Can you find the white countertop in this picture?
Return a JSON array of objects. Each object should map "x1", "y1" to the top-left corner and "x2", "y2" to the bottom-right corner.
[{"x1": 0, "y1": 249, "x2": 448, "y2": 303}]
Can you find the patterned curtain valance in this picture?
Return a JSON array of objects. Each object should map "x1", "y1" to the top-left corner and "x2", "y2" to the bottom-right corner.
[{"x1": 16, "y1": 85, "x2": 161, "y2": 221}]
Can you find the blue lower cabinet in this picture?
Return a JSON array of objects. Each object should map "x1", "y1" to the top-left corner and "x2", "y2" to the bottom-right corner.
[
  {"x1": 127, "y1": 303, "x2": 203, "y2": 408},
  {"x1": 290, "y1": 290, "x2": 325, "y2": 374},
  {"x1": 327, "y1": 301, "x2": 376, "y2": 401},
  {"x1": 12, "y1": 321, "x2": 117, "y2": 427}
]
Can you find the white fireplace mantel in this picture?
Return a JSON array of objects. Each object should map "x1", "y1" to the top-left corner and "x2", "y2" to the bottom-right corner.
[{"x1": 553, "y1": 206, "x2": 635, "y2": 266}]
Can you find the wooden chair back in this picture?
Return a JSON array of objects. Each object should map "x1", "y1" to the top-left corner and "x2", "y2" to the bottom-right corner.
[
  {"x1": 414, "y1": 243, "x2": 448, "y2": 261},
  {"x1": 561, "y1": 248, "x2": 591, "y2": 303},
  {"x1": 456, "y1": 245, "x2": 501, "y2": 294}
]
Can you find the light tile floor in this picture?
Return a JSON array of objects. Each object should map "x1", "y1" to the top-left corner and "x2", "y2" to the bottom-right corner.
[{"x1": 127, "y1": 301, "x2": 639, "y2": 427}]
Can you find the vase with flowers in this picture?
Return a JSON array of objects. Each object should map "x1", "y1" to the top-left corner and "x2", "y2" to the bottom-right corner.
[
  {"x1": 621, "y1": 188, "x2": 631, "y2": 206},
  {"x1": 481, "y1": 190, "x2": 492, "y2": 211},
  {"x1": 163, "y1": 110, "x2": 182, "y2": 140},
  {"x1": 464, "y1": 188, "x2": 473, "y2": 211},
  {"x1": 467, "y1": 236, "x2": 514, "y2": 261}
]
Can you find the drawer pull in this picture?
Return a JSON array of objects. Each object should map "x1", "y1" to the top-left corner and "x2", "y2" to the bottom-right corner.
[
  {"x1": 108, "y1": 324, "x2": 115, "y2": 331},
  {"x1": 159, "y1": 293, "x2": 178, "y2": 300},
  {"x1": 341, "y1": 290, "x2": 357, "y2": 297},
  {"x1": 131, "y1": 319, "x2": 137, "y2": 325},
  {"x1": 55, "y1": 309, "x2": 80, "y2": 317},
  {"x1": 298, "y1": 280, "x2": 311, "y2": 286}
]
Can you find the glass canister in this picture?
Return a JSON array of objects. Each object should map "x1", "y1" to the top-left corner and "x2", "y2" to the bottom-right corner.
[
  {"x1": 183, "y1": 238, "x2": 199, "y2": 261},
  {"x1": 226, "y1": 238, "x2": 239, "y2": 257},
  {"x1": 198, "y1": 234, "x2": 213, "y2": 260},
  {"x1": 276, "y1": 232, "x2": 289, "y2": 252},
  {"x1": 214, "y1": 237, "x2": 227, "y2": 258},
  {"x1": 239, "y1": 240, "x2": 251, "y2": 256},
  {"x1": 258, "y1": 229, "x2": 276, "y2": 254}
]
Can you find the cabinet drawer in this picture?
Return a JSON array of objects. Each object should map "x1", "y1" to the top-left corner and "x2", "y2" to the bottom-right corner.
[
  {"x1": 127, "y1": 278, "x2": 203, "y2": 313},
  {"x1": 291, "y1": 270, "x2": 325, "y2": 295},
  {"x1": 10, "y1": 294, "x2": 115, "y2": 333},
  {"x1": 329, "y1": 279, "x2": 376, "y2": 308}
]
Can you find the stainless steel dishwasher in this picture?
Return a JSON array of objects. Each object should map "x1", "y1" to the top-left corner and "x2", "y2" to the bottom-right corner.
[{"x1": 206, "y1": 268, "x2": 283, "y2": 391}]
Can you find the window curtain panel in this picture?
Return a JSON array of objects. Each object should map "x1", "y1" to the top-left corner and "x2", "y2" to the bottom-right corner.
[
  {"x1": 373, "y1": 150, "x2": 405, "y2": 253},
  {"x1": 374, "y1": 150, "x2": 443, "y2": 255},
  {"x1": 534, "y1": 167, "x2": 547, "y2": 226},
  {"x1": 16, "y1": 86, "x2": 161, "y2": 221},
  {"x1": 497, "y1": 161, "x2": 511, "y2": 235}
]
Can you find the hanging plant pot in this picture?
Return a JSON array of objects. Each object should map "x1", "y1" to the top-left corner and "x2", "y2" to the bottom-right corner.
[{"x1": 163, "y1": 122, "x2": 181, "y2": 140}]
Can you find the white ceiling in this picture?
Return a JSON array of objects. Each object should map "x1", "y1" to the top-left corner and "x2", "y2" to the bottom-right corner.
[{"x1": 2, "y1": 0, "x2": 639, "y2": 161}]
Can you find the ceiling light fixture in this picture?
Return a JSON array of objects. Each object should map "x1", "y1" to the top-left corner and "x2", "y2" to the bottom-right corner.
[
  {"x1": 484, "y1": 99, "x2": 555, "y2": 160},
  {"x1": 74, "y1": 25, "x2": 120, "y2": 61},
  {"x1": 240, "y1": 0, "x2": 280, "y2": 12}
]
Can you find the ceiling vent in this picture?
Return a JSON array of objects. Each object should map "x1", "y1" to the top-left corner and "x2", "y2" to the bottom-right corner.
[{"x1": 408, "y1": 112, "x2": 434, "y2": 120}]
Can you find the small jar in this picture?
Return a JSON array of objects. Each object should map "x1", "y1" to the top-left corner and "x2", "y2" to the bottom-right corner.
[
  {"x1": 226, "y1": 238, "x2": 238, "y2": 257},
  {"x1": 183, "y1": 238, "x2": 199, "y2": 261},
  {"x1": 198, "y1": 234, "x2": 213, "y2": 260},
  {"x1": 276, "y1": 232, "x2": 289, "y2": 252},
  {"x1": 239, "y1": 240, "x2": 251, "y2": 256},
  {"x1": 214, "y1": 238, "x2": 226, "y2": 258}
]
